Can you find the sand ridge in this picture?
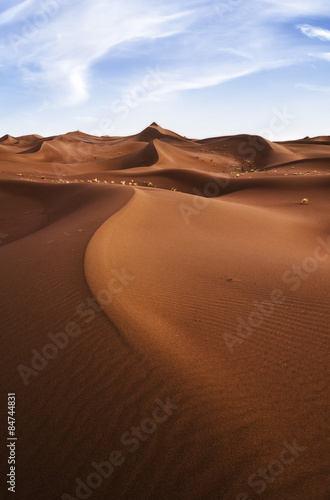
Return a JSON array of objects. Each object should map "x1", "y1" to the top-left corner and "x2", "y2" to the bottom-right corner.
[{"x1": 0, "y1": 123, "x2": 329, "y2": 499}]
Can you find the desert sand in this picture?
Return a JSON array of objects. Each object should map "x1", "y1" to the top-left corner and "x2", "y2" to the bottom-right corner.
[{"x1": 0, "y1": 123, "x2": 329, "y2": 499}]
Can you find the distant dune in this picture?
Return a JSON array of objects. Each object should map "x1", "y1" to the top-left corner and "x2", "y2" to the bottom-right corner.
[{"x1": 0, "y1": 123, "x2": 329, "y2": 499}]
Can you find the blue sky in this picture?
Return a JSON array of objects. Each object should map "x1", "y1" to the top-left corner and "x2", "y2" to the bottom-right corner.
[{"x1": 0, "y1": 0, "x2": 329, "y2": 139}]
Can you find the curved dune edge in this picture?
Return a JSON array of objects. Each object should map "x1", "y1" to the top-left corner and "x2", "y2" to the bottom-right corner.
[
  {"x1": 84, "y1": 187, "x2": 329, "y2": 498},
  {"x1": 2, "y1": 123, "x2": 330, "y2": 499}
]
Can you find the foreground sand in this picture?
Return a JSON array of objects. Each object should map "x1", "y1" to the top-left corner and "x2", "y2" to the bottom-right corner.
[{"x1": 0, "y1": 124, "x2": 329, "y2": 499}]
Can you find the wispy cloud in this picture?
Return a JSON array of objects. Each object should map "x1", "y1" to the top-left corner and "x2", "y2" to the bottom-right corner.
[
  {"x1": 145, "y1": 59, "x2": 292, "y2": 101},
  {"x1": 67, "y1": 67, "x2": 88, "y2": 105},
  {"x1": 1, "y1": 0, "x2": 330, "y2": 138},
  {"x1": 297, "y1": 24, "x2": 330, "y2": 41},
  {"x1": 317, "y1": 52, "x2": 330, "y2": 60},
  {"x1": 0, "y1": 0, "x2": 194, "y2": 105},
  {"x1": 296, "y1": 83, "x2": 330, "y2": 93},
  {"x1": 0, "y1": 0, "x2": 36, "y2": 26},
  {"x1": 1, "y1": 0, "x2": 330, "y2": 109},
  {"x1": 261, "y1": 0, "x2": 329, "y2": 16}
]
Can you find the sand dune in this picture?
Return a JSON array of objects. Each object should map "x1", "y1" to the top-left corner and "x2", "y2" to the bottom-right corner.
[
  {"x1": 0, "y1": 123, "x2": 329, "y2": 499},
  {"x1": 0, "y1": 134, "x2": 19, "y2": 144}
]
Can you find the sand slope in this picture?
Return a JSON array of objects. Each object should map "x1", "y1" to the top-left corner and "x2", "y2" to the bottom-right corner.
[{"x1": 0, "y1": 123, "x2": 329, "y2": 499}]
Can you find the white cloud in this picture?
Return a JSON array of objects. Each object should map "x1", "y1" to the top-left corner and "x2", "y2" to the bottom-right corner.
[
  {"x1": 296, "y1": 83, "x2": 330, "y2": 93},
  {"x1": 2, "y1": 0, "x2": 330, "y2": 136},
  {"x1": 297, "y1": 24, "x2": 330, "y2": 41},
  {"x1": 0, "y1": 0, "x2": 194, "y2": 105},
  {"x1": 261, "y1": 0, "x2": 330, "y2": 16},
  {"x1": 68, "y1": 66, "x2": 88, "y2": 105},
  {"x1": 145, "y1": 59, "x2": 291, "y2": 101},
  {"x1": 305, "y1": 52, "x2": 330, "y2": 62}
]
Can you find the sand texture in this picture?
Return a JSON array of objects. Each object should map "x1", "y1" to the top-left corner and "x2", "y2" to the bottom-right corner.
[{"x1": 0, "y1": 124, "x2": 329, "y2": 499}]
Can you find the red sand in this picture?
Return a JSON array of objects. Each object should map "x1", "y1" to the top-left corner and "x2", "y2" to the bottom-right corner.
[{"x1": 0, "y1": 123, "x2": 329, "y2": 499}]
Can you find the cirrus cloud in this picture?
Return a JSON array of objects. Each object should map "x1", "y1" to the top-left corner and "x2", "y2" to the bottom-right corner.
[{"x1": 297, "y1": 24, "x2": 330, "y2": 41}]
